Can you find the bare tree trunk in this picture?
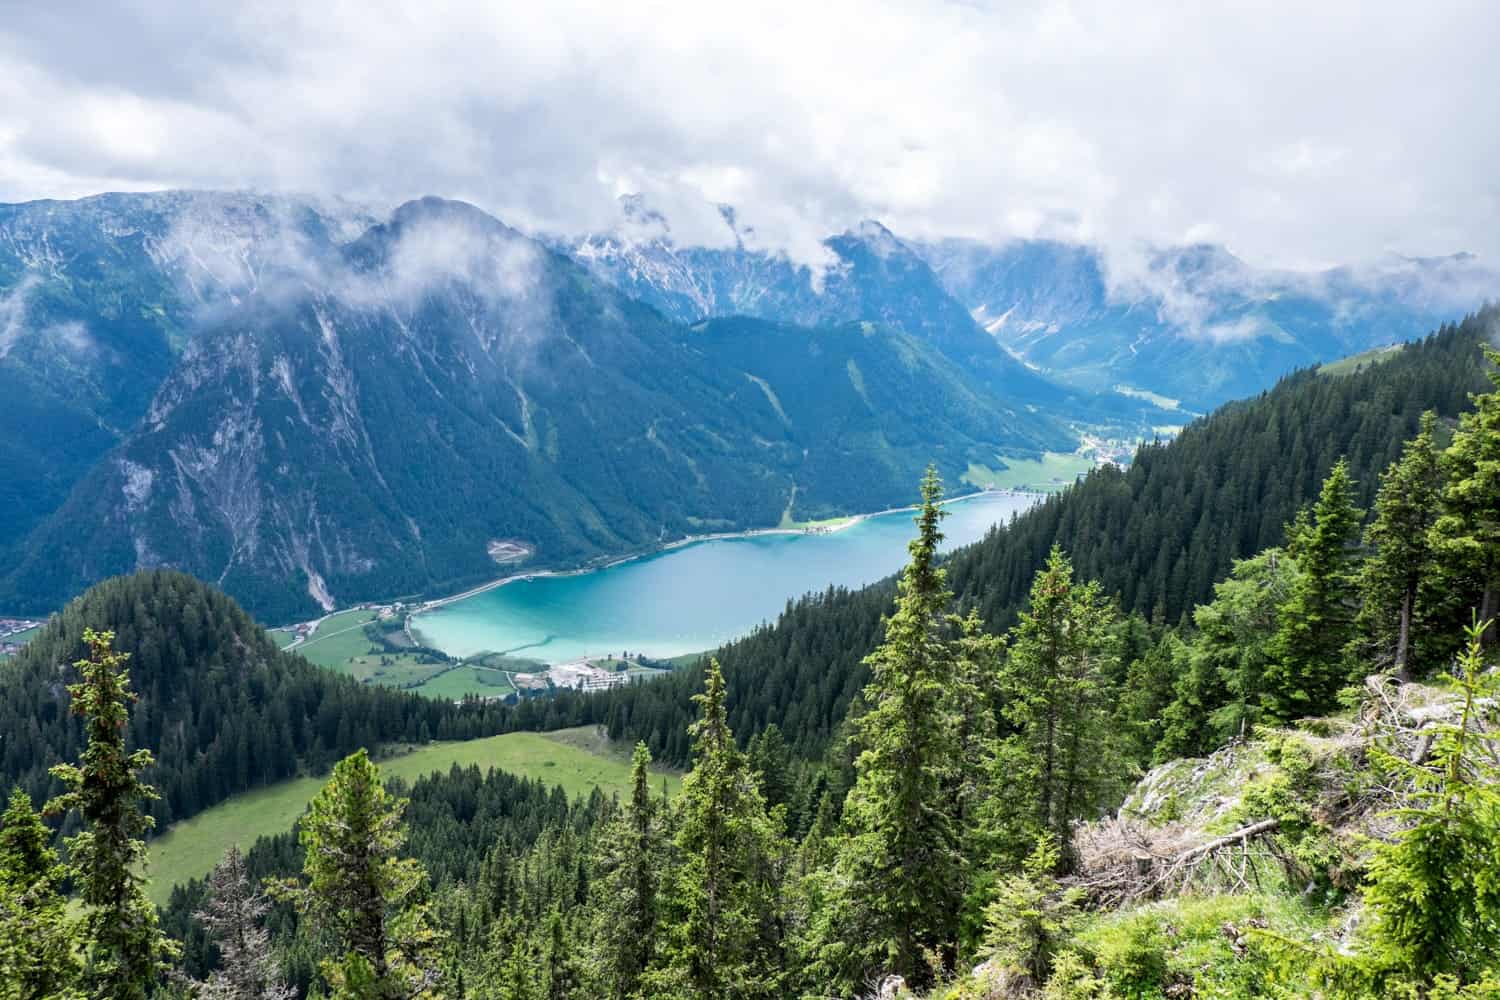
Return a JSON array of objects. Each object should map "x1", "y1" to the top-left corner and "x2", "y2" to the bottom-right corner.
[
  {"x1": 1394, "y1": 588, "x2": 1413, "y2": 680},
  {"x1": 1481, "y1": 585, "x2": 1497, "y2": 648}
]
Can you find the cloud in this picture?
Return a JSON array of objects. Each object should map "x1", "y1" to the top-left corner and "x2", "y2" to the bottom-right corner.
[
  {"x1": 0, "y1": 274, "x2": 39, "y2": 358},
  {"x1": 0, "y1": 0, "x2": 1497, "y2": 283}
]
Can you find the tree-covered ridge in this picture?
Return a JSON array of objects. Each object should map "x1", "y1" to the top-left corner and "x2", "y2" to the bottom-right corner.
[
  {"x1": 535, "y1": 308, "x2": 1500, "y2": 767},
  {"x1": 0, "y1": 570, "x2": 514, "y2": 831}
]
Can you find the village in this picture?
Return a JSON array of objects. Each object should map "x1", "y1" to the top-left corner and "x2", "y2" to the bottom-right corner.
[{"x1": 0, "y1": 617, "x2": 43, "y2": 654}]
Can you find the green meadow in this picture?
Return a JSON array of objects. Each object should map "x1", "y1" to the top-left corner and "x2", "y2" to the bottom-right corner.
[{"x1": 144, "y1": 728, "x2": 680, "y2": 905}]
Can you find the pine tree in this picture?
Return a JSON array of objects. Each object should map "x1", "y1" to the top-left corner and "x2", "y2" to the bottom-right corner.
[
  {"x1": 747, "y1": 724, "x2": 792, "y2": 812},
  {"x1": 1265, "y1": 460, "x2": 1364, "y2": 720},
  {"x1": 980, "y1": 836, "x2": 1082, "y2": 990},
  {"x1": 542, "y1": 908, "x2": 581, "y2": 999},
  {"x1": 650, "y1": 661, "x2": 786, "y2": 999},
  {"x1": 822, "y1": 467, "x2": 964, "y2": 988},
  {"x1": 0, "y1": 787, "x2": 77, "y2": 999},
  {"x1": 590, "y1": 742, "x2": 663, "y2": 999},
  {"x1": 1356, "y1": 411, "x2": 1443, "y2": 676},
  {"x1": 46, "y1": 628, "x2": 178, "y2": 1000},
  {"x1": 1362, "y1": 617, "x2": 1500, "y2": 985},
  {"x1": 195, "y1": 846, "x2": 294, "y2": 1000},
  {"x1": 994, "y1": 547, "x2": 1125, "y2": 869},
  {"x1": 271, "y1": 749, "x2": 440, "y2": 999},
  {"x1": 1157, "y1": 548, "x2": 1300, "y2": 759},
  {"x1": 1431, "y1": 346, "x2": 1500, "y2": 650}
]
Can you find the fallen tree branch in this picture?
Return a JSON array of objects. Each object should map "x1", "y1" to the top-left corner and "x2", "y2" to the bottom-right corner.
[{"x1": 1172, "y1": 818, "x2": 1280, "y2": 865}]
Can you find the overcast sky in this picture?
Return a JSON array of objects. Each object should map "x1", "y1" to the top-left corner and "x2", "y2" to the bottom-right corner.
[{"x1": 2, "y1": 1, "x2": 1496, "y2": 271}]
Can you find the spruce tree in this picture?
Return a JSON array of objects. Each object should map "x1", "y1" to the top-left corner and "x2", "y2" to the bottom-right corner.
[
  {"x1": 1356, "y1": 411, "x2": 1443, "y2": 676},
  {"x1": 0, "y1": 787, "x2": 77, "y2": 999},
  {"x1": 272, "y1": 749, "x2": 440, "y2": 999},
  {"x1": 46, "y1": 628, "x2": 178, "y2": 1000},
  {"x1": 650, "y1": 661, "x2": 786, "y2": 999},
  {"x1": 1431, "y1": 346, "x2": 1500, "y2": 650},
  {"x1": 993, "y1": 546, "x2": 1125, "y2": 869},
  {"x1": 194, "y1": 846, "x2": 294, "y2": 1000},
  {"x1": 590, "y1": 742, "x2": 663, "y2": 999},
  {"x1": 823, "y1": 466, "x2": 963, "y2": 988},
  {"x1": 1265, "y1": 460, "x2": 1364, "y2": 720},
  {"x1": 1157, "y1": 548, "x2": 1300, "y2": 759}
]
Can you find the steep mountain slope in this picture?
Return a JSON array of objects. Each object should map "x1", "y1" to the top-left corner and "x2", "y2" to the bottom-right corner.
[
  {"x1": 0, "y1": 191, "x2": 369, "y2": 549},
  {"x1": 919, "y1": 236, "x2": 1497, "y2": 410},
  {"x1": 567, "y1": 216, "x2": 1141, "y2": 426},
  {"x1": 686, "y1": 316, "x2": 1061, "y2": 520},
  {"x1": 2, "y1": 198, "x2": 1063, "y2": 621}
]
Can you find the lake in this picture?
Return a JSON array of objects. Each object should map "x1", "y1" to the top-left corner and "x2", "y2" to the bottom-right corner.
[{"x1": 410, "y1": 491, "x2": 1038, "y2": 663}]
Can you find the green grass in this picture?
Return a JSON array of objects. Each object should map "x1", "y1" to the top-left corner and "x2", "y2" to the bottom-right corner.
[
  {"x1": 144, "y1": 728, "x2": 679, "y2": 905},
  {"x1": 344, "y1": 653, "x2": 450, "y2": 687},
  {"x1": 269, "y1": 628, "x2": 299, "y2": 649},
  {"x1": 1320, "y1": 343, "x2": 1404, "y2": 377},
  {"x1": 414, "y1": 665, "x2": 517, "y2": 700},
  {"x1": 291, "y1": 611, "x2": 541, "y2": 700},
  {"x1": 962, "y1": 450, "x2": 1095, "y2": 492},
  {"x1": 2, "y1": 624, "x2": 43, "y2": 645},
  {"x1": 293, "y1": 608, "x2": 381, "y2": 668}
]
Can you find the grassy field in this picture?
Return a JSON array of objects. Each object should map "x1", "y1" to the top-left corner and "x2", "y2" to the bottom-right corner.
[
  {"x1": 144, "y1": 728, "x2": 680, "y2": 905},
  {"x1": 288, "y1": 610, "x2": 539, "y2": 700},
  {"x1": 293, "y1": 608, "x2": 381, "y2": 668},
  {"x1": 1320, "y1": 343, "x2": 1404, "y2": 377},
  {"x1": 415, "y1": 665, "x2": 517, "y2": 699},
  {"x1": 269, "y1": 628, "x2": 299, "y2": 649},
  {"x1": 962, "y1": 450, "x2": 1095, "y2": 492},
  {"x1": 343, "y1": 652, "x2": 450, "y2": 687}
]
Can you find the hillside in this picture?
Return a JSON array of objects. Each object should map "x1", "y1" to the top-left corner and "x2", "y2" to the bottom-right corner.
[
  {"x1": 569, "y1": 214, "x2": 1166, "y2": 429},
  {"x1": 12, "y1": 310, "x2": 1499, "y2": 1000},
  {"x1": 0, "y1": 569, "x2": 513, "y2": 829},
  {"x1": 917, "y1": 237, "x2": 1497, "y2": 412}
]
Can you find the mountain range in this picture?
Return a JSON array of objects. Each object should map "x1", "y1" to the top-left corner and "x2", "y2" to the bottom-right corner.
[
  {"x1": 568, "y1": 201, "x2": 1496, "y2": 410},
  {"x1": 0, "y1": 190, "x2": 1490, "y2": 621},
  {"x1": 0, "y1": 194, "x2": 1078, "y2": 621}
]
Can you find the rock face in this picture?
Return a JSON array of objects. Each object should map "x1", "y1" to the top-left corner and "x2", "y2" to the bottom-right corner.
[
  {"x1": 0, "y1": 191, "x2": 370, "y2": 550},
  {"x1": 1, "y1": 196, "x2": 1066, "y2": 621}
]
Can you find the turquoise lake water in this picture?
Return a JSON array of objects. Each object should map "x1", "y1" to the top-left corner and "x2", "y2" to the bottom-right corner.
[{"x1": 410, "y1": 491, "x2": 1038, "y2": 663}]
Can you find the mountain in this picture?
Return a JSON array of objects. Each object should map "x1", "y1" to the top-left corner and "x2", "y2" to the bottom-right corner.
[
  {"x1": 0, "y1": 195, "x2": 1068, "y2": 621},
  {"x1": 918, "y1": 236, "x2": 1498, "y2": 410},
  {"x1": 565, "y1": 213, "x2": 1150, "y2": 425},
  {"x1": 0, "y1": 191, "x2": 370, "y2": 550}
]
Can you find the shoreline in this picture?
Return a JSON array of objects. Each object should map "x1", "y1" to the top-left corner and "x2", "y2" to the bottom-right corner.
[{"x1": 408, "y1": 487, "x2": 1040, "y2": 620}]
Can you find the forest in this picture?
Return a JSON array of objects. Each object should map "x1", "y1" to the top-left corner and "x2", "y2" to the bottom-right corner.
[{"x1": 1, "y1": 308, "x2": 1498, "y2": 999}]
